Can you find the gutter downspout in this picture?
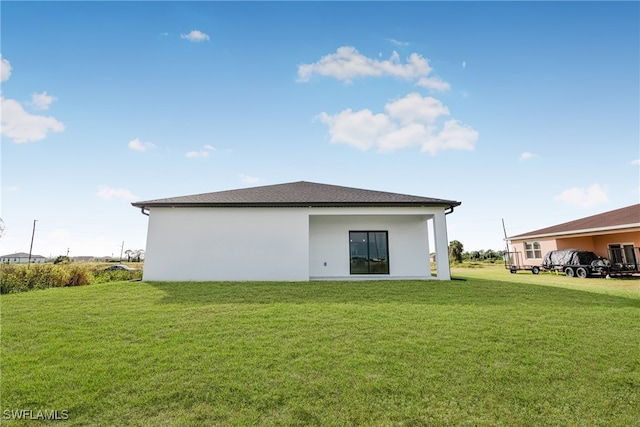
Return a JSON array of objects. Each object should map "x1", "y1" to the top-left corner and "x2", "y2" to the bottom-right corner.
[
  {"x1": 445, "y1": 206, "x2": 455, "y2": 215},
  {"x1": 140, "y1": 207, "x2": 149, "y2": 216}
]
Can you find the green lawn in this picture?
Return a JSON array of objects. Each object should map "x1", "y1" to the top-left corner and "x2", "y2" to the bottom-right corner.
[{"x1": 1, "y1": 267, "x2": 639, "y2": 426}]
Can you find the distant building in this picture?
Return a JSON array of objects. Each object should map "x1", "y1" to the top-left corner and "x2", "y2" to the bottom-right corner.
[
  {"x1": 0, "y1": 252, "x2": 47, "y2": 264},
  {"x1": 507, "y1": 204, "x2": 640, "y2": 269},
  {"x1": 71, "y1": 256, "x2": 96, "y2": 263}
]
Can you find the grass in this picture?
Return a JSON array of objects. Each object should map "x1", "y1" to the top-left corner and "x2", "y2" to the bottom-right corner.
[
  {"x1": 455, "y1": 263, "x2": 640, "y2": 299},
  {"x1": 1, "y1": 267, "x2": 639, "y2": 426}
]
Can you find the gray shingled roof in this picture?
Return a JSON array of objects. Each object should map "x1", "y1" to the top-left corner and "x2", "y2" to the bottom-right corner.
[
  {"x1": 508, "y1": 204, "x2": 640, "y2": 239},
  {"x1": 0, "y1": 252, "x2": 45, "y2": 258},
  {"x1": 132, "y1": 181, "x2": 461, "y2": 209}
]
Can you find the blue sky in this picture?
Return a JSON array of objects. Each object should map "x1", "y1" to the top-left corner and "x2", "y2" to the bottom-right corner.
[{"x1": 1, "y1": 1, "x2": 638, "y2": 258}]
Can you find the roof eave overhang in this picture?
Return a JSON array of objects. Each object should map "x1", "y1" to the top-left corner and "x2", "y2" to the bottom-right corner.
[
  {"x1": 131, "y1": 201, "x2": 461, "y2": 209},
  {"x1": 507, "y1": 223, "x2": 640, "y2": 241}
]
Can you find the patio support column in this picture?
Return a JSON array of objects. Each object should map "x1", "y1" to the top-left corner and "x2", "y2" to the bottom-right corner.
[{"x1": 433, "y1": 210, "x2": 452, "y2": 280}]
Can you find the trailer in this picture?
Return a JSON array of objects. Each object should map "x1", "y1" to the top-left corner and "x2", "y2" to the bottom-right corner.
[
  {"x1": 541, "y1": 249, "x2": 610, "y2": 278},
  {"x1": 502, "y1": 219, "x2": 541, "y2": 274},
  {"x1": 504, "y1": 243, "x2": 639, "y2": 278},
  {"x1": 504, "y1": 251, "x2": 541, "y2": 274},
  {"x1": 541, "y1": 248, "x2": 640, "y2": 278}
]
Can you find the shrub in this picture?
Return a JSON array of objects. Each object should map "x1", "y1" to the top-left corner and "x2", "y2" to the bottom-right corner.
[
  {"x1": 92, "y1": 268, "x2": 142, "y2": 283},
  {"x1": 0, "y1": 264, "x2": 70, "y2": 293},
  {"x1": 0, "y1": 262, "x2": 141, "y2": 294},
  {"x1": 66, "y1": 265, "x2": 93, "y2": 287}
]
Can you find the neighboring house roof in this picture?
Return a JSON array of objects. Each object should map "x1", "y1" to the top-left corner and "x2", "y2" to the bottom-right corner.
[
  {"x1": 71, "y1": 256, "x2": 96, "y2": 262},
  {"x1": 508, "y1": 204, "x2": 640, "y2": 240},
  {"x1": 0, "y1": 252, "x2": 46, "y2": 258},
  {"x1": 132, "y1": 181, "x2": 461, "y2": 209}
]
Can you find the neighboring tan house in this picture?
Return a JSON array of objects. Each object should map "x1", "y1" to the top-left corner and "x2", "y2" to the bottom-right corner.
[
  {"x1": 0, "y1": 252, "x2": 47, "y2": 264},
  {"x1": 507, "y1": 204, "x2": 640, "y2": 269},
  {"x1": 71, "y1": 256, "x2": 97, "y2": 263},
  {"x1": 132, "y1": 181, "x2": 461, "y2": 281}
]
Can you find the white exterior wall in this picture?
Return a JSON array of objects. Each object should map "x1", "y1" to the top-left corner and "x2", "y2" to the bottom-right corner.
[
  {"x1": 142, "y1": 205, "x2": 453, "y2": 281},
  {"x1": 143, "y1": 207, "x2": 309, "y2": 281},
  {"x1": 0, "y1": 256, "x2": 45, "y2": 264},
  {"x1": 309, "y1": 212, "x2": 432, "y2": 280}
]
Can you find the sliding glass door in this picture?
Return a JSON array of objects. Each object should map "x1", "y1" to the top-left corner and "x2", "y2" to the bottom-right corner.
[{"x1": 349, "y1": 231, "x2": 389, "y2": 274}]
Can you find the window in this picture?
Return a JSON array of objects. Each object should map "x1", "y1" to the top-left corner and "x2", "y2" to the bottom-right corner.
[
  {"x1": 525, "y1": 242, "x2": 542, "y2": 259},
  {"x1": 349, "y1": 231, "x2": 389, "y2": 274}
]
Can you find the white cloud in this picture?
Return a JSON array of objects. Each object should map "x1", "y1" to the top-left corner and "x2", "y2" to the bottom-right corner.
[
  {"x1": 128, "y1": 138, "x2": 156, "y2": 152},
  {"x1": 318, "y1": 92, "x2": 477, "y2": 154},
  {"x1": 1, "y1": 96, "x2": 65, "y2": 143},
  {"x1": 631, "y1": 159, "x2": 640, "y2": 166},
  {"x1": 239, "y1": 174, "x2": 261, "y2": 184},
  {"x1": 1, "y1": 55, "x2": 12, "y2": 82},
  {"x1": 180, "y1": 30, "x2": 210, "y2": 42},
  {"x1": 519, "y1": 152, "x2": 538, "y2": 161},
  {"x1": 30, "y1": 92, "x2": 56, "y2": 110},
  {"x1": 185, "y1": 151, "x2": 209, "y2": 158},
  {"x1": 416, "y1": 76, "x2": 451, "y2": 91},
  {"x1": 185, "y1": 145, "x2": 215, "y2": 158},
  {"x1": 377, "y1": 122, "x2": 429, "y2": 153},
  {"x1": 0, "y1": 56, "x2": 64, "y2": 143},
  {"x1": 385, "y1": 92, "x2": 449, "y2": 125},
  {"x1": 388, "y1": 38, "x2": 409, "y2": 47},
  {"x1": 318, "y1": 108, "x2": 394, "y2": 151},
  {"x1": 297, "y1": 46, "x2": 449, "y2": 91},
  {"x1": 553, "y1": 184, "x2": 609, "y2": 208},
  {"x1": 421, "y1": 119, "x2": 478, "y2": 155},
  {"x1": 96, "y1": 185, "x2": 137, "y2": 201}
]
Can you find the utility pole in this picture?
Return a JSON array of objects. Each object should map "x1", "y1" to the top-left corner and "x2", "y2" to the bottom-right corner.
[
  {"x1": 119, "y1": 241, "x2": 124, "y2": 262},
  {"x1": 501, "y1": 218, "x2": 510, "y2": 254},
  {"x1": 27, "y1": 219, "x2": 38, "y2": 269}
]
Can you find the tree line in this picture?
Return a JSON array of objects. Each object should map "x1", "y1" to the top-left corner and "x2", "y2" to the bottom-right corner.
[
  {"x1": 448, "y1": 240, "x2": 505, "y2": 263},
  {"x1": 124, "y1": 249, "x2": 145, "y2": 262}
]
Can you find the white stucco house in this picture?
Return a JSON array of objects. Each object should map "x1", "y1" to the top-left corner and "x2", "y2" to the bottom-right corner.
[
  {"x1": 0, "y1": 252, "x2": 46, "y2": 264},
  {"x1": 132, "y1": 181, "x2": 461, "y2": 281}
]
